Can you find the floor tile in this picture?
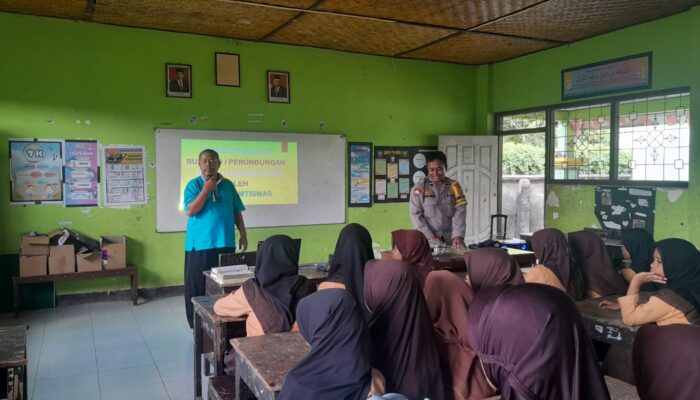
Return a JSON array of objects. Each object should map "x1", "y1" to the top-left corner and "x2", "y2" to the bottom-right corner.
[
  {"x1": 33, "y1": 373, "x2": 100, "y2": 400},
  {"x1": 98, "y1": 364, "x2": 162, "y2": 393}
]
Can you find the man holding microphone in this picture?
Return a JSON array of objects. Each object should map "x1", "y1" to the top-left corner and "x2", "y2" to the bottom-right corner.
[{"x1": 183, "y1": 149, "x2": 247, "y2": 328}]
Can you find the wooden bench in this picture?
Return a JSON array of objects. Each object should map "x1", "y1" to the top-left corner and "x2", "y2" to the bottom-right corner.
[
  {"x1": 485, "y1": 376, "x2": 638, "y2": 399},
  {"x1": 0, "y1": 325, "x2": 28, "y2": 400},
  {"x1": 12, "y1": 265, "x2": 138, "y2": 317},
  {"x1": 577, "y1": 296, "x2": 639, "y2": 348},
  {"x1": 380, "y1": 247, "x2": 536, "y2": 271}
]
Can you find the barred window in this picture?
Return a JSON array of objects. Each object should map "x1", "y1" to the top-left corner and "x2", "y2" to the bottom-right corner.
[{"x1": 499, "y1": 110, "x2": 546, "y2": 132}]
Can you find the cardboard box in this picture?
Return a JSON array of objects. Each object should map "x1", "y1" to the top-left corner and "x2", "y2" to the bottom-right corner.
[
  {"x1": 49, "y1": 245, "x2": 76, "y2": 275},
  {"x1": 20, "y1": 235, "x2": 50, "y2": 256},
  {"x1": 101, "y1": 236, "x2": 126, "y2": 270},
  {"x1": 77, "y1": 251, "x2": 102, "y2": 272},
  {"x1": 19, "y1": 255, "x2": 47, "y2": 277}
]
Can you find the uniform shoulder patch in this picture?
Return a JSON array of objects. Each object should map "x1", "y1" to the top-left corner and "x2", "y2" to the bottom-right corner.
[{"x1": 450, "y1": 181, "x2": 467, "y2": 207}]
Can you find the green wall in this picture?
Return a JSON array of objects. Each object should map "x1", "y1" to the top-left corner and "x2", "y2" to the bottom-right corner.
[
  {"x1": 488, "y1": 7, "x2": 700, "y2": 243},
  {"x1": 0, "y1": 12, "x2": 477, "y2": 293}
]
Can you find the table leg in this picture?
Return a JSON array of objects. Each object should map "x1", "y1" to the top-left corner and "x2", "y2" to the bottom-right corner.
[
  {"x1": 13, "y1": 278, "x2": 20, "y2": 318},
  {"x1": 235, "y1": 354, "x2": 241, "y2": 400},
  {"x1": 194, "y1": 313, "x2": 203, "y2": 400},
  {"x1": 215, "y1": 324, "x2": 226, "y2": 377},
  {"x1": 131, "y1": 270, "x2": 138, "y2": 305}
]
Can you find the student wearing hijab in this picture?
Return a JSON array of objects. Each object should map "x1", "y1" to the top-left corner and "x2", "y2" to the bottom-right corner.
[
  {"x1": 390, "y1": 229, "x2": 436, "y2": 288},
  {"x1": 464, "y1": 247, "x2": 524, "y2": 292},
  {"x1": 424, "y1": 271, "x2": 495, "y2": 400},
  {"x1": 568, "y1": 230, "x2": 628, "y2": 298},
  {"x1": 319, "y1": 224, "x2": 374, "y2": 306},
  {"x1": 527, "y1": 228, "x2": 585, "y2": 300},
  {"x1": 600, "y1": 238, "x2": 700, "y2": 325},
  {"x1": 620, "y1": 228, "x2": 655, "y2": 283},
  {"x1": 633, "y1": 324, "x2": 700, "y2": 400},
  {"x1": 468, "y1": 284, "x2": 610, "y2": 400},
  {"x1": 214, "y1": 235, "x2": 317, "y2": 336},
  {"x1": 364, "y1": 260, "x2": 447, "y2": 400}
]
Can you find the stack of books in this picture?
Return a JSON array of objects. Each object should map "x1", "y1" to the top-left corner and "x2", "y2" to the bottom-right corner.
[{"x1": 210, "y1": 264, "x2": 253, "y2": 284}]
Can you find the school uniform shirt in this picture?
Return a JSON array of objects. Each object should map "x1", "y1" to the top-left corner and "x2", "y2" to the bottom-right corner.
[
  {"x1": 524, "y1": 264, "x2": 568, "y2": 293},
  {"x1": 618, "y1": 290, "x2": 700, "y2": 326},
  {"x1": 183, "y1": 176, "x2": 245, "y2": 251},
  {"x1": 213, "y1": 287, "x2": 271, "y2": 337}
]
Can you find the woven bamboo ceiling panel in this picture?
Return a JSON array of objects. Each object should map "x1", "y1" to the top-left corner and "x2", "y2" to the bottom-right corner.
[
  {"x1": 266, "y1": 13, "x2": 456, "y2": 56},
  {"x1": 2, "y1": 0, "x2": 699, "y2": 64},
  {"x1": 475, "y1": 0, "x2": 700, "y2": 42},
  {"x1": 403, "y1": 32, "x2": 556, "y2": 65}
]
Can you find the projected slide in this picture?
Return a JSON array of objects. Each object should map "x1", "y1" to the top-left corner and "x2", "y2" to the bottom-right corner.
[{"x1": 180, "y1": 139, "x2": 298, "y2": 207}]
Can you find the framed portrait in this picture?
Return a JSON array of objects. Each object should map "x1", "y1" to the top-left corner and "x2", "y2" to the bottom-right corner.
[
  {"x1": 267, "y1": 70, "x2": 290, "y2": 103},
  {"x1": 166, "y1": 63, "x2": 192, "y2": 98},
  {"x1": 348, "y1": 142, "x2": 372, "y2": 207},
  {"x1": 215, "y1": 53, "x2": 240, "y2": 87}
]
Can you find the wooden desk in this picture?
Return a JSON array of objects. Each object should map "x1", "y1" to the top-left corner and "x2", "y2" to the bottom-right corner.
[
  {"x1": 381, "y1": 247, "x2": 536, "y2": 271},
  {"x1": 204, "y1": 264, "x2": 329, "y2": 296},
  {"x1": 12, "y1": 266, "x2": 138, "y2": 317},
  {"x1": 485, "y1": 376, "x2": 638, "y2": 400},
  {"x1": 192, "y1": 295, "x2": 246, "y2": 400},
  {"x1": 577, "y1": 296, "x2": 639, "y2": 348},
  {"x1": 231, "y1": 332, "x2": 309, "y2": 400},
  {"x1": 0, "y1": 325, "x2": 28, "y2": 400}
]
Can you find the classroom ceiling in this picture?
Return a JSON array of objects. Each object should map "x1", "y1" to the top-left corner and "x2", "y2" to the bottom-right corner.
[{"x1": 2, "y1": 0, "x2": 700, "y2": 64}]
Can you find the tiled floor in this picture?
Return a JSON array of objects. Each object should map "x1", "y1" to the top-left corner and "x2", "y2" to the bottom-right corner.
[{"x1": 0, "y1": 296, "x2": 206, "y2": 400}]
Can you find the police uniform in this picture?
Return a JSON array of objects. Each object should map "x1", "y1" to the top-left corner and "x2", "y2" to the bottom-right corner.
[{"x1": 409, "y1": 177, "x2": 467, "y2": 243}]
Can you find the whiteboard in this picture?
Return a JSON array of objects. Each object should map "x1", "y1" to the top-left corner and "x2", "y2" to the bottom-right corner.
[{"x1": 155, "y1": 129, "x2": 346, "y2": 232}]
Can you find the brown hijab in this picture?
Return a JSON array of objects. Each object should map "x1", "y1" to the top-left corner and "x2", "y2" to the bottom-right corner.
[
  {"x1": 568, "y1": 229, "x2": 628, "y2": 296},
  {"x1": 468, "y1": 283, "x2": 610, "y2": 400},
  {"x1": 634, "y1": 324, "x2": 700, "y2": 400},
  {"x1": 465, "y1": 248, "x2": 524, "y2": 292},
  {"x1": 364, "y1": 260, "x2": 446, "y2": 400},
  {"x1": 424, "y1": 271, "x2": 495, "y2": 400},
  {"x1": 391, "y1": 229, "x2": 435, "y2": 287},
  {"x1": 531, "y1": 228, "x2": 584, "y2": 300}
]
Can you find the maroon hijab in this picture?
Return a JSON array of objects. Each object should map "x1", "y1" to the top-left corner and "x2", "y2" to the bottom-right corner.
[
  {"x1": 634, "y1": 324, "x2": 700, "y2": 400},
  {"x1": 531, "y1": 228, "x2": 584, "y2": 300},
  {"x1": 391, "y1": 229, "x2": 435, "y2": 287},
  {"x1": 465, "y1": 248, "x2": 524, "y2": 292},
  {"x1": 364, "y1": 260, "x2": 446, "y2": 400},
  {"x1": 568, "y1": 230, "x2": 628, "y2": 296},
  {"x1": 424, "y1": 271, "x2": 495, "y2": 400},
  {"x1": 468, "y1": 284, "x2": 610, "y2": 400}
]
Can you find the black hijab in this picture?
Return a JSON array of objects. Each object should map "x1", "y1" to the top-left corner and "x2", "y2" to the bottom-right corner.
[
  {"x1": 279, "y1": 289, "x2": 371, "y2": 400},
  {"x1": 621, "y1": 229, "x2": 655, "y2": 273},
  {"x1": 656, "y1": 238, "x2": 700, "y2": 311},
  {"x1": 242, "y1": 235, "x2": 317, "y2": 332},
  {"x1": 327, "y1": 223, "x2": 374, "y2": 308}
]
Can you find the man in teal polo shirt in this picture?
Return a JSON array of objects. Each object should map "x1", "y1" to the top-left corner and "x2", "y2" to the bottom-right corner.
[{"x1": 183, "y1": 149, "x2": 247, "y2": 328}]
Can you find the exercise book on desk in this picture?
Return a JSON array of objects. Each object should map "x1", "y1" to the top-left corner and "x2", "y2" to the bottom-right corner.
[{"x1": 211, "y1": 264, "x2": 254, "y2": 284}]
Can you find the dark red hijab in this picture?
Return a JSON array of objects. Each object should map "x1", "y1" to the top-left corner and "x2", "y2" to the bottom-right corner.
[
  {"x1": 391, "y1": 229, "x2": 435, "y2": 287},
  {"x1": 465, "y1": 248, "x2": 524, "y2": 292},
  {"x1": 424, "y1": 271, "x2": 495, "y2": 400},
  {"x1": 568, "y1": 230, "x2": 628, "y2": 296},
  {"x1": 364, "y1": 260, "x2": 446, "y2": 400},
  {"x1": 656, "y1": 238, "x2": 700, "y2": 311},
  {"x1": 531, "y1": 228, "x2": 584, "y2": 300},
  {"x1": 634, "y1": 324, "x2": 700, "y2": 400},
  {"x1": 279, "y1": 289, "x2": 371, "y2": 400},
  {"x1": 468, "y1": 284, "x2": 610, "y2": 400}
]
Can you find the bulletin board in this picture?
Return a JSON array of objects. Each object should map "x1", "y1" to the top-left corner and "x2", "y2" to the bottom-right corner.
[
  {"x1": 373, "y1": 146, "x2": 436, "y2": 203},
  {"x1": 594, "y1": 186, "x2": 656, "y2": 237}
]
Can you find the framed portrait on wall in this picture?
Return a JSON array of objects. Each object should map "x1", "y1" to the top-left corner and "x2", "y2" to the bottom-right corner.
[
  {"x1": 215, "y1": 53, "x2": 240, "y2": 87},
  {"x1": 166, "y1": 63, "x2": 192, "y2": 98},
  {"x1": 267, "y1": 70, "x2": 290, "y2": 103}
]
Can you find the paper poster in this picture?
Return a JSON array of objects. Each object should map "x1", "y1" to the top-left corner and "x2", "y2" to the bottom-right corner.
[
  {"x1": 387, "y1": 163, "x2": 399, "y2": 179},
  {"x1": 64, "y1": 140, "x2": 100, "y2": 207},
  {"x1": 373, "y1": 146, "x2": 436, "y2": 204},
  {"x1": 102, "y1": 145, "x2": 147, "y2": 207},
  {"x1": 387, "y1": 182, "x2": 399, "y2": 199},
  {"x1": 9, "y1": 139, "x2": 63, "y2": 204},
  {"x1": 348, "y1": 143, "x2": 372, "y2": 207},
  {"x1": 399, "y1": 178, "x2": 410, "y2": 194},
  {"x1": 398, "y1": 159, "x2": 410, "y2": 175},
  {"x1": 375, "y1": 159, "x2": 387, "y2": 175},
  {"x1": 594, "y1": 185, "x2": 655, "y2": 237}
]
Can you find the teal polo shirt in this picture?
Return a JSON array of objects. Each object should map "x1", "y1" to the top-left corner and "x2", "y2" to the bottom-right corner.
[{"x1": 184, "y1": 176, "x2": 245, "y2": 251}]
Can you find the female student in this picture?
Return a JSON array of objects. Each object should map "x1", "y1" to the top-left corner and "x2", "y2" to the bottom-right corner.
[
  {"x1": 468, "y1": 284, "x2": 610, "y2": 400},
  {"x1": 633, "y1": 324, "x2": 700, "y2": 400},
  {"x1": 318, "y1": 223, "x2": 374, "y2": 306},
  {"x1": 568, "y1": 229, "x2": 628, "y2": 298},
  {"x1": 390, "y1": 229, "x2": 436, "y2": 288},
  {"x1": 527, "y1": 228, "x2": 585, "y2": 300},
  {"x1": 213, "y1": 235, "x2": 317, "y2": 336},
  {"x1": 620, "y1": 228, "x2": 655, "y2": 283},
  {"x1": 279, "y1": 289, "x2": 388, "y2": 399},
  {"x1": 600, "y1": 238, "x2": 700, "y2": 326},
  {"x1": 464, "y1": 248, "x2": 524, "y2": 292},
  {"x1": 424, "y1": 271, "x2": 495, "y2": 400},
  {"x1": 364, "y1": 260, "x2": 447, "y2": 400}
]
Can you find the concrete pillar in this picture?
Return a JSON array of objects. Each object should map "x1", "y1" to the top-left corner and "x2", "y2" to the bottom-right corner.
[{"x1": 517, "y1": 178, "x2": 531, "y2": 236}]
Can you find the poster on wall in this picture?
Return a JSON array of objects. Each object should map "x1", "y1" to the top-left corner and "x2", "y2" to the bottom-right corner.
[
  {"x1": 102, "y1": 145, "x2": 147, "y2": 207},
  {"x1": 373, "y1": 146, "x2": 436, "y2": 203},
  {"x1": 9, "y1": 139, "x2": 63, "y2": 205},
  {"x1": 594, "y1": 186, "x2": 656, "y2": 238},
  {"x1": 348, "y1": 142, "x2": 372, "y2": 207},
  {"x1": 64, "y1": 140, "x2": 100, "y2": 207},
  {"x1": 562, "y1": 52, "x2": 652, "y2": 100}
]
